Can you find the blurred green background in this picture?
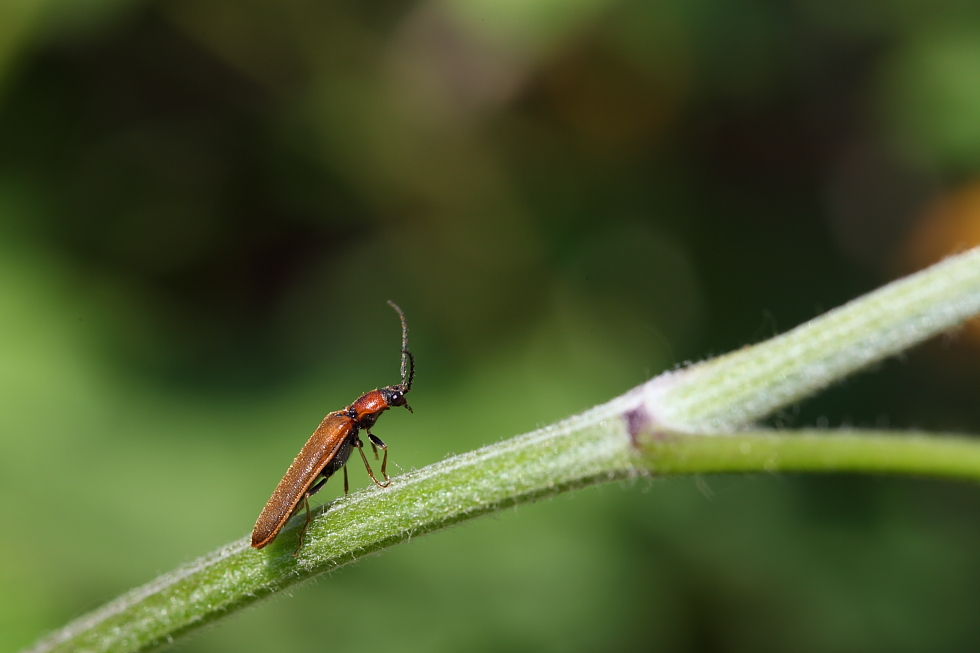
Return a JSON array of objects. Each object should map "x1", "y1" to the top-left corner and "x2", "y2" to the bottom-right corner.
[{"x1": 4, "y1": 0, "x2": 980, "y2": 651}]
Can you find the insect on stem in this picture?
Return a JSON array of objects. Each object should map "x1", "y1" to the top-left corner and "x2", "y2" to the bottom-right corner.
[{"x1": 250, "y1": 302, "x2": 415, "y2": 554}]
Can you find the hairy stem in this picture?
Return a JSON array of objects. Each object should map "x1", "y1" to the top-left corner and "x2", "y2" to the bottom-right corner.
[
  {"x1": 25, "y1": 247, "x2": 980, "y2": 653},
  {"x1": 28, "y1": 422, "x2": 980, "y2": 653},
  {"x1": 643, "y1": 247, "x2": 980, "y2": 430},
  {"x1": 639, "y1": 429, "x2": 980, "y2": 480}
]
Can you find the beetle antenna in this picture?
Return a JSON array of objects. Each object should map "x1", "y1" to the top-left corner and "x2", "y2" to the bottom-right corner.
[
  {"x1": 404, "y1": 350, "x2": 415, "y2": 393},
  {"x1": 387, "y1": 300, "x2": 412, "y2": 391}
]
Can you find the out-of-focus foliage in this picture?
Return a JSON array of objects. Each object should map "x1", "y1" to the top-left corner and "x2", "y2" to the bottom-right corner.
[{"x1": 3, "y1": 1, "x2": 980, "y2": 652}]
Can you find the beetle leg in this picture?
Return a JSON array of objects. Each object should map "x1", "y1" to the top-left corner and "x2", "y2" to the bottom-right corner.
[
  {"x1": 368, "y1": 434, "x2": 389, "y2": 480},
  {"x1": 289, "y1": 474, "x2": 332, "y2": 556},
  {"x1": 306, "y1": 475, "x2": 329, "y2": 499},
  {"x1": 355, "y1": 434, "x2": 390, "y2": 488},
  {"x1": 293, "y1": 495, "x2": 311, "y2": 556}
]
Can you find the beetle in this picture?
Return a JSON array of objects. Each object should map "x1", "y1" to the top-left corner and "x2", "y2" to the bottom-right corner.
[{"x1": 251, "y1": 301, "x2": 414, "y2": 553}]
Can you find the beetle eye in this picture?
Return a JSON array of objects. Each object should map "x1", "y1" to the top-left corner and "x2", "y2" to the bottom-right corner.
[{"x1": 390, "y1": 391, "x2": 405, "y2": 406}]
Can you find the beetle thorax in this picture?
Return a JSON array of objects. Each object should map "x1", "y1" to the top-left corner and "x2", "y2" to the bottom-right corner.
[{"x1": 351, "y1": 390, "x2": 389, "y2": 425}]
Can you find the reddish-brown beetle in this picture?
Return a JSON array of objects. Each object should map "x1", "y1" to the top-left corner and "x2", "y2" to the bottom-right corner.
[{"x1": 251, "y1": 301, "x2": 414, "y2": 553}]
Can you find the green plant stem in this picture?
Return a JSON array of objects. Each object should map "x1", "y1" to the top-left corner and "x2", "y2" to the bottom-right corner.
[
  {"x1": 645, "y1": 246, "x2": 980, "y2": 430},
  {"x1": 639, "y1": 429, "x2": 980, "y2": 480},
  {"x1": 27, "y1": 422, "x2": 980, "y2": 653},
  {"x1": 24, "y1": 247, "x2": 980, "y2": 653}
]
